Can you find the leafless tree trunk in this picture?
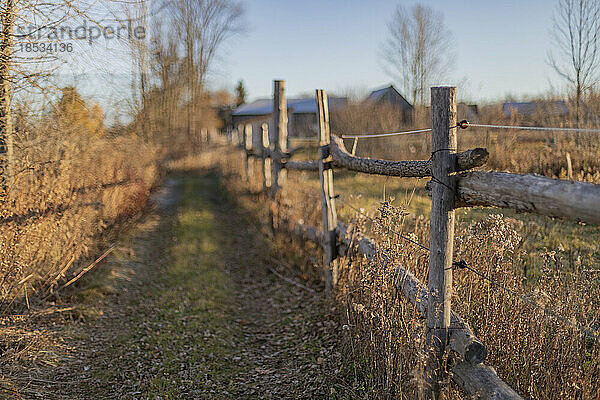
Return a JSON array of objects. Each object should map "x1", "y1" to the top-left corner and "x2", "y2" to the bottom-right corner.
[
  {"x1": 152, "y1": 29, "x2": 181, "y2": 140},
  {"x1": 169, "y1": 0, "x2": 244, "y2": 140},
  {"x1": 549, "y1": 0, "x2": 600, "y2": 126},
  {"x1": 0, "y1": 0, "x2": 15, "y2": 198},
  {"x1": 383, "y1": 4, "x2": 452, "y2": 107},
  {"x1": 120, "y1": 0, "x2": 152, "y2": 140},
  {"x1": 0, "y1": 0, "x2": 105, "y2": 194}
]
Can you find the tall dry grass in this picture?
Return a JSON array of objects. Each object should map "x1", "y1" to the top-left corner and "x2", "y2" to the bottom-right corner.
[
  {"x1": 0, "y1": 90, "x2": 170, "y2": 313},
  {"x1": 0, "y1": 119, "x2": 160, "y2": 313},
  {"x1": 334, "y1": 204, "x2": 600, "y2": 399},
  {"x1": 0, "y1": 82, "x2": 228, "y2": 313}
]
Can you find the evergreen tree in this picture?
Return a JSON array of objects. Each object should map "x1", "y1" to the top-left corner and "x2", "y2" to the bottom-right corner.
[{"x1": 235, "y1": 80, "x2": 246, "y2": 106}]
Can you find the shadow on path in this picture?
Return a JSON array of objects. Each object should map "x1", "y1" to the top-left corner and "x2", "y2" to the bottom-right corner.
[{"x1": 12, "y1": 171, "x2": 353, "y2": 399}]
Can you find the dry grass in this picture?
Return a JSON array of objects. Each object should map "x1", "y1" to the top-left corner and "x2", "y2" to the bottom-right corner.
[
  {"x1": 0, "y1": 85, "x2": 224, "y2": 311},
  {"x1": 0, "y1": 103, "x2": 162, "y2": 315}
]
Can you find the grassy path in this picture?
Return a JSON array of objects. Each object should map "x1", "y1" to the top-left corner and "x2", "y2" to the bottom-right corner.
[{"x1": 8, "y1": 171, "x2": 353, "y2": 399}]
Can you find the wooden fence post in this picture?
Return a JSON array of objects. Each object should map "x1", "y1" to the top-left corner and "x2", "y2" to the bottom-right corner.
[
  {"x1": 244, "y1": 124, "x2": 253, "y2": 183},
  {"x1": 425, "y1": 86, "x2": 457, "y2": 399},
  {"x1": 237, "y1": 124, "x2": 244, "y2": 147},
  {"x1": 261, "y1": 123, "x2": 271, "y2": 192},
  {"x1": 240, "y1": 123, "x2": 248, "y2": 181},
  {"x1": 270, "y1": 80, "x2": 288, "y2": 198},
  {"x1": 316, "y1": 89, "x2": 338, "y2": 291}
]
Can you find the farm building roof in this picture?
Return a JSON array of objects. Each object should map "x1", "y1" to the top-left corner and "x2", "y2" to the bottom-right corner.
[
  {"x1": 367, "y1": 86, "x2": 393, "y2": 102},
  {"x1": 502, "y1": 101, "x2": 568, "y2": 117},
  {"x1": 232, "y1": 97, "x2": 348, "y2": 116},
  {"x1": 366, "y1": 84, "x2": 413, "y2": 110}
]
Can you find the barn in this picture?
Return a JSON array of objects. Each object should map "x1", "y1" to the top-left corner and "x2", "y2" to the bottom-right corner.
[
  {"x1": 231, "y1": 97, "x2": 348, "y2": 147},
  {"x1": 365, "y1": 85, "x2": 414, "y2": 123},
  {"x1": 502, "y1": 101, "x2": 568, "y2": 118}
]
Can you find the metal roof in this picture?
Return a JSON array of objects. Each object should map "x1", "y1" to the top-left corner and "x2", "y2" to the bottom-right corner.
[
  {"x1": 367, "y1": 86, "x2": 393, "y2": 102},
  {"x1": 232, "y1": 97, "x2": 348, "y2": 116},
  {"x1": 503, "y1": 101, "x2": 568, "y2": 117},
  {"x1": 366, "y1": 84, "x2": 413, "y2": 110}
]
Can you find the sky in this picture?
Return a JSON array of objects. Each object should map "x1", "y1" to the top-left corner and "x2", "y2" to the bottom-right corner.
[{"x1": 212, "y1": 0, "x2": 561, "y2": 103}]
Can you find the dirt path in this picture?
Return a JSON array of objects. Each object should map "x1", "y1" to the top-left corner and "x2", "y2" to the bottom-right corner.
[{"x1": 8, "y1": 171, "x2": 355, "y2": 399}]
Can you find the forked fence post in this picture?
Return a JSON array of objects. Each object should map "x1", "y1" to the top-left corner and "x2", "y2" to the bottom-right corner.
[
  {"x1": 244, "y1": 124, "x2": 253, "y2": 183},
  {"x1": 316, "y1": 89, "x2": 338, "y2": 291},
  {"x1": 425, "y1": 86, "x2": 457, "y2": 399},
  {"x1": 261, "y1": 123, "x2": 271, "y2": 192},
  {"x1": 270, "y1": 80, "x2": 288, "y2": 199}
]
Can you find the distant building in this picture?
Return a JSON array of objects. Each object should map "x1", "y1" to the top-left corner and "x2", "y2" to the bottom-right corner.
[
  {"x1": 502, "y1": 101, "x2": 568, "y2": 118},
  {"x1": 231, "y1": 97, "x2": 348, "y2": 146},
  {"x1": 365, "y1": 85, "x2": 413, "y2": 123}
]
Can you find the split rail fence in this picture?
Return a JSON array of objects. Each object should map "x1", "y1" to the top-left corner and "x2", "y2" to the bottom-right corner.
[{"x1": 226, "y1": 80, "x2": 600, "y2": 400}]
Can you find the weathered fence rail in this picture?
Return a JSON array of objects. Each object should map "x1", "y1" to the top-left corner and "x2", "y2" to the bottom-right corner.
[
  {"x1": 283, "y1": 135, "x2": 489, "y2": 176},
  {"x1": 454, "y1": 171, "x2": 600, "y2": 224},
  {"x1": 227, "y1": 80, "x2": 600, "y2": 400}
]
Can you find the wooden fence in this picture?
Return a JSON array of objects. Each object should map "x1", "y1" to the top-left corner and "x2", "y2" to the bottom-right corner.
[{"x1": 227, "y1": 80, "x2": 600, "y2": 400}]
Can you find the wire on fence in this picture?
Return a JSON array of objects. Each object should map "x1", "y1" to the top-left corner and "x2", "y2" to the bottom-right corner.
[
  {"x1": 340, "y1": 119, "x2": 600, "y2": 140},
  {"x1": 462, "y1": 120, "x2": 600, "y2": 133},
  {"x1": 336, "y1": 194, "x2": 600, "y2": 340},
  {"x1": 341, "y1": 128, "x2": 432, "y2": 139}
]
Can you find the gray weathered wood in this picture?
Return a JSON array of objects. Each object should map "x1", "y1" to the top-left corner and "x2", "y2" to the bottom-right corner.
[
  {"x1": 261, "y1": 123, "x2": 271, "y2": 192},
  {"x1": 452, "y1": 362, "x2": 523, "y2": 400},
  {"x1": 317, "y1": 89, "x2": 338, "y2": 291},
  {"x1": 283, "y1": 139, "x2": 487, "y2": 175},
  {"x1": 237, "y1": 124, "x2": 244, "y2": 148},
  {"x1": 292, "y1": 221, "x2": 323, "y2": 244},
  {"x1": 426, "y1": 86, "x2": 457, "y2": 399},
  {"x1": 454, "y1": 171, "x2": 600, "y2": 225},
  {"x1": 292, "y1": 219, "x2": 520, "y2": 400},
  {"x1": 244, "y1": 124, "x2": 254, "y2": 182},
  {"x1": 241, "y1": 124, "x2": 249, "y2": 181},
  {"x1": 330, "y1": 135, "x2": 488, "y2": 177},
  {"x1": 284, "y1": 160, "x2": 320, "y2": 171},
  {"x1": 270, "y1": 80, "x2": 288, "y2": 198}
]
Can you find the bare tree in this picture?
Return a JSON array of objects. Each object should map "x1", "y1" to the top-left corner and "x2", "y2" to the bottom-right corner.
[
  {"x1": 0, "y1": 0, "x2": 99, "y2": 197},
  {"x1": 151, "y1": 27, "x2": 182, "y2": 140},
  {"x1": 120, "y1": 0, "x2": 152, "y2": 139},
  {"x1": 168, "y1": 0, "x2": 244, "y2": 139},
  {"x1": 383, "y1": 4, "x2": 452, "y2": 106},
  {"x1": 548, "y1": 0, "x2": 600, "y2": 125},
  {"x1": 0, "y1": 0, "x2": 15, "y2": 198}
]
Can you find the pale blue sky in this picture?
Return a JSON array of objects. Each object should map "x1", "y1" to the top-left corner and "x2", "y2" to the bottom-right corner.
[{"x1": 213, "y1": 0, "x2": 561, "y2": 103}]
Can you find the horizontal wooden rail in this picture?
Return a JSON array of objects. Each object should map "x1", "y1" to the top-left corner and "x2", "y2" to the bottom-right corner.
[
  {"x1": 452, "y1": 361, "x2": 524, "y2": 400},
  {"x1": 292, "y1": 221, "x2": 323, "y2": 243},
  {"x1": 279, "y1": 136, "x2": 488, "y2": 176},
  {"x1": 285, "y1": 160, "x2": 319, "y2": 171},
  {"x1": 330, "y1": 136, "x2": 488, "y2": 177},
  {"x1": 291, "y1": 220, "x2": 521, "y2": 398},
  {"x1": 454, "y1": 172, "x2": 600, "y2": 225}
]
